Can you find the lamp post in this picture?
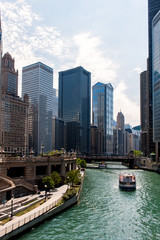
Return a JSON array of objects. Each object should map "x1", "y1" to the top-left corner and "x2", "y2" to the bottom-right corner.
[
  {"x1": 41, "y1": 144, "x2": 44, "y2": 156},
  {"x1": 45, "y1": 185, "x2": 47, "y2": 201},
  {"x1": 10, "y1": 195, "x2": 14, "y2": 220}
]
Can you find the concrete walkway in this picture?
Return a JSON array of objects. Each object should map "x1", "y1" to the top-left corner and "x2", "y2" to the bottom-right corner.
[{"x1": 0, "y1": 185, "x2": 68, "y2": 230}]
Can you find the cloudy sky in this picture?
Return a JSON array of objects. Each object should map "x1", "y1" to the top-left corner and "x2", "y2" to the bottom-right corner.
[{"x1": 1, "y1": 0, "x2": 148, "y2": 126}]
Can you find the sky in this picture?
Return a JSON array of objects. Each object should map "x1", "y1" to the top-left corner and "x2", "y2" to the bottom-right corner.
[{"x1": 1, "y1": 0, "x2": 148, "y2": 126}]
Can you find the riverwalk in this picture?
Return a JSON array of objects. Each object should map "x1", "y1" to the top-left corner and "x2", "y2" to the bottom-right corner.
[
  {"x1": 0, "y1": 185, "x2": 68, "y2": 239},
  {"x1": 0, "y1": 170, "x2": 85, "y2": 240}
]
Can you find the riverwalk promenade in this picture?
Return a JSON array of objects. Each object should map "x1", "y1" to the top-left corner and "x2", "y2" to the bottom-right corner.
[
  {"x1": 0, "y1": 170, "x2": 85, "y2": 240},
  {"x1": 0, "y1": 185, "x2": 68, "y2": 239}
]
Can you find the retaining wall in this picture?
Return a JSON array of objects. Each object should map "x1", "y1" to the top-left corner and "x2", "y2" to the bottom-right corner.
[{"x1": 0, "y1": 171, "x2": 85, "y2": 240}]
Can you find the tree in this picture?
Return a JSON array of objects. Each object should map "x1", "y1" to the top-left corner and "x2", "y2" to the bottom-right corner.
[
  {"x1": 76, "y1": 158, "x2": 87, "y2": 168},
  {"x1": 65, "y1": 169, "x2": 81, "y2": 187},
  {"x1": 42, "y1": 176, "x2": 54, "y2": 191},
  {"x1": 51, "y1": 171, "x2": 61, "y2": 187}
]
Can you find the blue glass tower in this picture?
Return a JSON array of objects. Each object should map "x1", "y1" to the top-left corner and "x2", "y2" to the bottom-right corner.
[
  {"x1": 58, "y1": 66, "x2": 91, "y2": 154},
  {"x1": 152, "y1": 11, "x2": 160, "y2": 143},
  {"x1": 148, "y1": 0, "x2": 160, "y2": 154},
  {"x1": 92, "y1": 82, "x2": 113, "y2": 155},
  {"x1": 22, "y1": 62, "x2": 53, "y2": 155}
]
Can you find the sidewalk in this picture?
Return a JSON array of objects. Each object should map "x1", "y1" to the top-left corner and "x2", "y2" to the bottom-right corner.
[{"x1": 0, "y1": 185, "x2": 67, "y2": 230}]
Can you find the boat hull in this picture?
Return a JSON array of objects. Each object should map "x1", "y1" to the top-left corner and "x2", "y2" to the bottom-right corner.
[{"x1": 119, "y1": 184, "x2": 136, "y2": 190}]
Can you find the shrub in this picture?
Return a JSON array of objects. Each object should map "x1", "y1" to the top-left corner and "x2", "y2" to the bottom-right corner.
[{"x1": 62, "y1": 188, "x2": 77, "y2": 202}]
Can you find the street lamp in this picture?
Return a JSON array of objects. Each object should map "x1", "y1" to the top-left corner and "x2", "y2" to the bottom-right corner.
[
  {"x1": 41, "y1": 144, "x2": 44, "y2": 156},
  {"x1": 10, "y1": 194, "x2": 14, "y2": 220},
  {"x1": 45, "y1": 185, "x2": 47, "y2": 202}
]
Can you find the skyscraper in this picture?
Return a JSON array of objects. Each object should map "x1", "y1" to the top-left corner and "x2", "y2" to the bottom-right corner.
[
  {"x1": 0, "y1": 53, "x2": 29, "y2": 155},
  {"x1": 117, "y1": 111, "x2": 124, "y2": 131},
  {"x1": 92, "y1": 82, "x2": 113, "y2": 155},
  {"x1": 58, "y1": 66, "x2": 91, "y2": 154},
  {"x1": 0, "y1": 12, "x2": 2, "y2": 147},
  {"x1": 52, "y1": 88, "x2": 58, "y2": 117},
  {"x1": 22, "y1": 62, "x2": 53, "y2": 155},
  {"x1": 152, "y1": 10, "x2": 160, "y2": 163},
  {"x1": 147, "y1": 0, "x2": 160, "y2": 154},
  {"x1": 140, "y1": 70, "x2": 148, "y2": 156},
  {"x1": 2, "y1": 52, "x2": 18, "y2": 95}
]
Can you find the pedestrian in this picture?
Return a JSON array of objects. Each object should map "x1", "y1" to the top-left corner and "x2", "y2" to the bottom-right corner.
[{"x1": 2, "y1": 199, "x2": 5, "y2": 207}]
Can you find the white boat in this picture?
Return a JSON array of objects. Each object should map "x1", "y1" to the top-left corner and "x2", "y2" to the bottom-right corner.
[
  {"x1": 119, "y1": 173, "x2": 136, "y2": 190},
  {"x1": 98, "y1": 162, "x2": 107, "y2": 169}
]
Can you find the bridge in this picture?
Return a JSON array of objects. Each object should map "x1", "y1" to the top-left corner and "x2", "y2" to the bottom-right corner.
[{"x1": 79, "y1": 155, "x2": 136, "y2": 169}]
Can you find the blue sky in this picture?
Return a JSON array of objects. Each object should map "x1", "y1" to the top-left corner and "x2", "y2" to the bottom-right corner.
[{"x1": 1, "y1": 0, "x2": 148, "y2": 126}]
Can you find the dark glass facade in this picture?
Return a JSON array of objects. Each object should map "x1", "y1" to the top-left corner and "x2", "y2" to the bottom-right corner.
[
  {"x1": 22, "y1": 62, "x2": 53, "y2": 155},
  {"x1": 92, "y1": 82, "x2": 113, "y2": 155},
  {"x1": 140, "y1": 71, "x2": 148, "y2": 156},
  {"x1": 152, "y1": 11, "x2": 160, "y2": 142},
  {"x1": 148, "y1": 0, "x2": 160, "y2": 153},
  {"x1": 58, "y1": 66, "x2": 91, "y2": 154}
]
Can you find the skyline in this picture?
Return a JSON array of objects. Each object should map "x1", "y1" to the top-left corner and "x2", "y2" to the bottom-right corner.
[{"x1": 1, "y1": 0, "x2": 148, "y2": 126}]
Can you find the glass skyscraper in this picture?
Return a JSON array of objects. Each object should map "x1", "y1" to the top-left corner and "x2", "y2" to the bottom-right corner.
[
  {"x1": 92, "y1": 82, "x2": 113, "y2": 155},
  {"x1": 22, "y1": 62, "x2": 53, "y2": 155},
  {"x1": 58, "y1": 66, "x2": 91, "y2": 154},
  {"x1": 148, "y1": 0, "x2": 160, "y2": 153},
  {"x1": 152, "y1": 11, "x2": 160, "y2": 143}
]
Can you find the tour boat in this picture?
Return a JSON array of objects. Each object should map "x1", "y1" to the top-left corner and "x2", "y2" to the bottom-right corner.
[
  {"x1": 119, "y1": 173, "x2": 136, "y2": 190},
  {"x1": 98, "y1": 162, "x2": 107, "y2": 169}
]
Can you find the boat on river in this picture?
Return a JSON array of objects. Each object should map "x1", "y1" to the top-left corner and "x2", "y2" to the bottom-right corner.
[
  {"x1": 119, "y1": 173, "x2": 136, "y2": 190},
  {"x1": 98, "y1": 162, "x2": 107, "y2": 169}
]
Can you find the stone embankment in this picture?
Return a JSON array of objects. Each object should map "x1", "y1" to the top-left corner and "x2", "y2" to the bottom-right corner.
[{"x1": 0, "y1": 171, "x2": 85, "y2": 240}]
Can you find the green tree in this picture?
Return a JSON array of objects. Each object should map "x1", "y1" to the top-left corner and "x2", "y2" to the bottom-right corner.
[
  {"x1": 51, "y1": 171, "x2": 61, "y2": 187},
  {"x1": 65, "y1": 169, "x2": 81, "y2": 187},
  {"x1": 42, "y1": 176, "x2": 54, "y2": 191},
  {"x1": 76, "y1": 158, "x2": 87, "y2": 168}
]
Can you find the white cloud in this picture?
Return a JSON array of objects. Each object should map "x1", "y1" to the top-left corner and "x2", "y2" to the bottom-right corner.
[
  {"x1": 1, "y1": 0, "x2": 139, "y2": 126},
  {"x1": 1, "y1": 0, "x2": 70, "y2": 94},
  {"x1": 133, "y1": 66, "x2": 142, "y2": 74},
  {"x1": 73, "y1": 33, "x2": 118, "y2": 85},
  {"x1": 114, "y1": 81, "x2": 140, "y2": 126}
]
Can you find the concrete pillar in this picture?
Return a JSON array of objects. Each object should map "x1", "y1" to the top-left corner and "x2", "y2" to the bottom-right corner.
[
  {"x1": 69, "y1": 162, "x2": 71, "y2": 171},
  {"x1": 60, "y1": 159, "x2": 66, "y2": 177}
]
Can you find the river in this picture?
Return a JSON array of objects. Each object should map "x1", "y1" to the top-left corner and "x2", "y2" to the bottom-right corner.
[{"x1": 18, "y1": 166, "x2": 160, "y2": 240}]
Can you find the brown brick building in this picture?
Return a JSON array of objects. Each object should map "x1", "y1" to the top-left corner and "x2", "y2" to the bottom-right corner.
[{"x1": 0, "y1": 53, "x2": 29, "y2": 155}]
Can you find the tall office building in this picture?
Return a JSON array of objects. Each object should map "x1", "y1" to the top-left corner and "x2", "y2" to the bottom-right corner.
[
  {"x1": 92, "y1": 82, "x2": 113, "y2": 155},
  {"x1": 117, "y1": 111, "x2": 124, "y2": 130},
  {"x1": 53, "y1": 88, "x2": 58, "y2": 117},
  {"x1": 140, "y1": 70, "x2": 148, "y2": 156},
  {"x1": 147, "y1": 0, "x2": 160, "y2": 154},
  {"x1": 22, "y1": 62, "x2": 53, "y2": 155},
  {"x1": 52, "y1": 117, "x2": 64, "y2": 150},
  {"x1": 0, "y1": 53, "x2": 29, "y2": 155},
  {"x1": 0, "y1": 13, "x2": 2, "y2": 146},
  {"x1": 2, "y1": 53, "x2": 18, "y2": 95},
  {"x1": 59, "y1": 66, "x2": 91, "y2": 154},
  {"x1": 152, "y1": 11, "x2": 160, "y2": 162}
]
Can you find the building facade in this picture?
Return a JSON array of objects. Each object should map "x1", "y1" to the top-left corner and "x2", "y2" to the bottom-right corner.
[
  {"x1": 0, "y1": 53, "x2": 29, "y2": 155},
  {"x1": 91, "y1": 125, "x2": 103, "y2": 155},
  {"x1": 152, "y1": 11, "x2": 160, "y2": 162},
  {"x1": 53, "y1": 88, "x2": 58, "y2": 117},
  {"x1": 2, "y1": 53, "x2": 18, "y2": 95},
  {"x1": 117, "y1": 111, "x2": 124, "y2": 131},
  {"x1": 22, "y1": 62, "x2": 53, "y2": 155},
  {"x1": 92, "y1": 82, "x2": 113, "y2": 155},
  {"x1": 140, "y1": 71, "x2": 148, "y2": 156},
  {"x1": 53, "y1": 117, "x2": 64, "y2": 150},
  {"x1": 58, "y1": 66, "x2": 91, "y2": 154},
  {"x1": 147, "y1": 0, "x2": 160, "y2": 155}
]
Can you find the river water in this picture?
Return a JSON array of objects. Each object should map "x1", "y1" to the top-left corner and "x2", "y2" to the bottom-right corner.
[{"x1": 18, "y1": 166, "x2": 160, "y2": 240}]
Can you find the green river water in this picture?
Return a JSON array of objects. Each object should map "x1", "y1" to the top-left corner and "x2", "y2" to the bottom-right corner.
[{"x1": 18, "y1": 166, "x2": 160, "y2": 240}]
